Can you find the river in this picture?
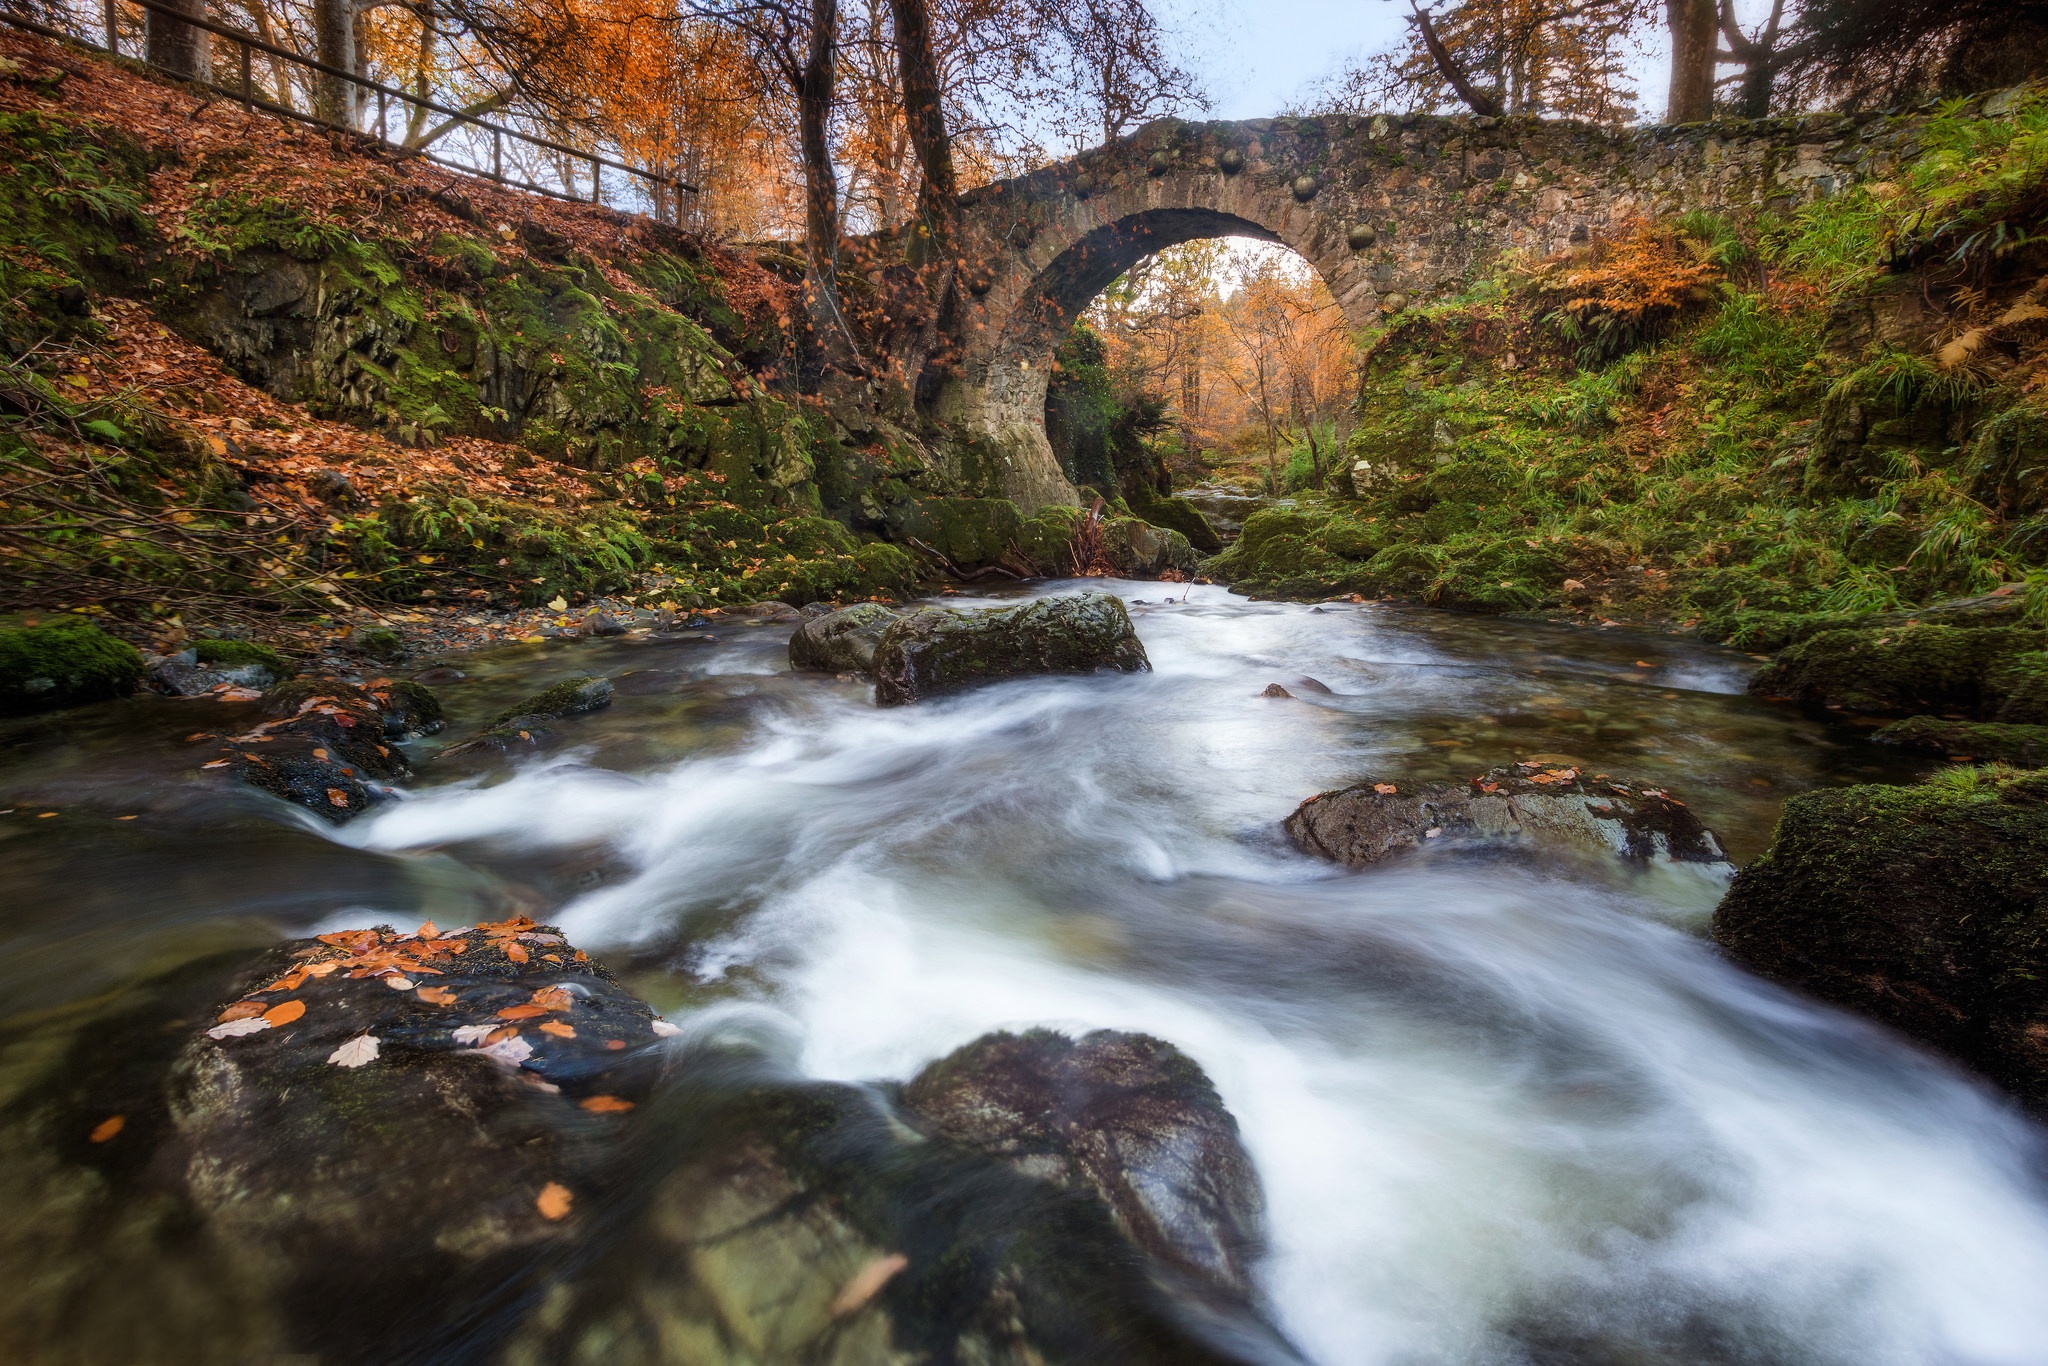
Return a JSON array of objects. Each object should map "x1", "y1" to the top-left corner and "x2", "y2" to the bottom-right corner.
[{"x1": 4, "y1": 581, "x2": 2047, "y2": 1364}]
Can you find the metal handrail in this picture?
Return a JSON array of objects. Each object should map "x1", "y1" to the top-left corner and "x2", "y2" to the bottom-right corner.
[{"x1": 0, "y1": 0, "x2": 695, "y2": 210}]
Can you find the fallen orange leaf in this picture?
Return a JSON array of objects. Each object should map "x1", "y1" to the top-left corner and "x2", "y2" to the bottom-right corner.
[
  {"x1": 536, "y1": 1182, "x2": 573, "y2": 1220},
  {"x1": 831, "y1": 1253, "x2": 909, "y2": 1317},
  {"x1": 605, "y1": 1039, "x2": 626, "y2": 1051},
  {"x1": 539, "y1": 1021, "x2": 576, "y2": 1038},
  {"x1": 530, "y1": 986, "x2": 574, "y2": 1012},
  {"x1": 498, "y1": 1004, "x2": 547, "y2": 1019},
  {"x1": 326, "y1": 788, "x2": 350, "y2": 808},
  {"x1": 262, "y1": 999, "x2": 306, "y2": 1027},
  {"x1": 89, "y1": 1115, "x2": 126, "y2": 1143},
  {"x1": 579, "y1": 1094, "x2": 633, "y2": 1113},
  {"x1": 485, "y1": 1025, "x2": 521, "y2": 1044},
  {"x1": 416, "y1": 985, "x2": 458, "y2": 1005},
  {"x1": 505, "y1": 943, "x2": 529, "y2": 963},
  {"x1": 217, "y1": 1001, "x2": 266, "y2": 1022}
]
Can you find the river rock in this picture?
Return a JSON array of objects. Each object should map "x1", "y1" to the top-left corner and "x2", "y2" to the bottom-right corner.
[
  {"x1": 173, "y1": 919, "x2": 662, "y2": 1289},
  {"x1": 1713, "y1": 769, "x2": 2048, "y2": 1111},
  {"x1": 1286, "y1": 761, "x2": 1727, "y2": 868},
  {"x1": 1747, "y1": 622, "x2": 2045, "y2": 716},
  {"x1": 902, "y1": 1029, "x2": 1266, "y2": 1302},
  {"x1": 871, "y1": 592, "x2": 1150, "y2": 706},
  {"x1": 0, "y1": 617, "x2": 143, "y2": 714},
  {"x1": 213, "y1": 677, "x2": 430, "y2": 819},
  {"x1": 443, "y1": 675, "x2": 614, "y2": 756},
  {"x1": 788, "y1": 602, "x2": 900, "y2": 674}
]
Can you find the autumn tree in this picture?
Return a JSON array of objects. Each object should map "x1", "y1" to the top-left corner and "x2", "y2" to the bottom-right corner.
[{"x1": 1329, "y1": 0, "x2": 1657, "y2": 124}]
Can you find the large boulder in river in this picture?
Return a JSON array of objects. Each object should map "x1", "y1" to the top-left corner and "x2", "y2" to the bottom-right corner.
[
  {"x1": 902, "y1": 1029, "x2": 1266, "y2": 1303},
  {"x1": 871, "y1": 592, "x2": 1150, "y2": 706},
  {"x1": 1286, "y1": 760, "x2": 1727, "y2": 868},
  {"x1": 789, "y1": 602, "x2": 900, "y2": 674},
  {"x1": 169, "y1": 917, "x2": 664, "y2": 1345},
  {"x1": 1713, "y1": 769, "x2": 2048, "y2": 1111}
]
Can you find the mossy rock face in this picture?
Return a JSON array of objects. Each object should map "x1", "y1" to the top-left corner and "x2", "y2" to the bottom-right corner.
[
  {"x1": 1713, "y1": 772, "x2": 2048, "y2": 1109},
  {"x1": 1016, "y1": 505, "x2": 1084, "y2": 572},
  {"x1": 1127, "y1": 493, "x2": 1222, "y2": 555},
  {"x1": 1748, "y1": 624, "x2": 2047, "y2": 716},
  {"x1": 0, "y1": 618, "x2": 143, "y2": 714},
  {"x1": 1875, "y1": 715, "x2": 2048, "y2": 767},
  {"x1": 872, "y1": 592, "x2": 1150, "y2": 706},
  {"x1": 788, "y1": 603, "x2": 899, "y2": 674},
  {"x1": 888, "y1": 497, "x2": 1027, "y2": 569},
  {"x1": 1989, "y1": 650, "x2": 2048, "y2": 725}
]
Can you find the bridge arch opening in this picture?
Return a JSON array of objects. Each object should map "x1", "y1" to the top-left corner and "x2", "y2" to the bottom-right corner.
[{"x1": 1038, "y1": 226, "x2": 1356, "y2": 508}]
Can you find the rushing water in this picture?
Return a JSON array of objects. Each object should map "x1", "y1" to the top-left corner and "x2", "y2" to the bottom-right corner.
[{"x1": 4, "y1": 582, "x2": 2047, "y2": 1364}]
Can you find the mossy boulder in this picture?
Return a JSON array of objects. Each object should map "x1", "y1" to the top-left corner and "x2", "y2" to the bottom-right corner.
[
  {"x1": 1286, "y1": 761, "x2": 1727, "y2": 868},
  {"x1": 1748, "y1": 623, "x2": 2047, "y2": 716},
  {"x1": 871, "y1": 592, "x2": 1150, "y2": 706},
  {"x1": 345, "y1": 625, "x2": 407, "y2": 663},
  {"x1": 0, "y1": 617, "x2": 143, "y2": 714},
  {"x1": 484, "y1": 675, "x2": 614, "y2": 729},
  {"x1": 1127, "y1": 492, "x2": 1222, "y2": 555},
  {"x1": 1713, "y1": 770, "x2": 2048, "y2": 1109},
  {"x1": 788, "y1": 603, "x2": 899, "y2": 674},
  {"x1": 443, "y1": 675, "x2": 614, "y2": 758},
  {"x1": 1874, "y1": 716, "x2": 2048, "y2": 766}
]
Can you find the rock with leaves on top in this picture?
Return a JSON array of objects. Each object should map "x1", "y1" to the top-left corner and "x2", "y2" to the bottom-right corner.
[{"x1": 1286, "y1": 760, "x2": 1726, "y2": 868}]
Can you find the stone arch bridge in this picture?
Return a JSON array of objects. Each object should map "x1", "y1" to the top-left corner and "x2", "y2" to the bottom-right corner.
[{"x1": 924, "y1": 107, "x2": 1913, "y2": 510}]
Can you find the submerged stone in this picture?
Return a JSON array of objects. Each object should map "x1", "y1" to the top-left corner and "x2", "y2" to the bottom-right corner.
[
  {"x1": 444, "y1": 675, "x2": 615, "y2": 757},
  {"x1": 871, "y1": 592, "x2": 1150, "y2": 706},
  {"x1": 1713, "y1": 770, "x2": 2048, "y2": 1110},
  {"x1": 1286, "y1": 761, "x2": 1726, "y2": 868}
]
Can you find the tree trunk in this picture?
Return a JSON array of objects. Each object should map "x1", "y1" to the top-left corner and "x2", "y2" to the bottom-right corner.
[
  {"x1": 1664, "y1": 0, "x2": 1718, "y2": 123},
  {"x1": 146, "y1": 0, "x2": 210, "y2": 81},
  {"x1": 887, "y1": 0, "x2": 957, "y2": 269},
  {"x1": 1412, "y1": 2, "x2": 1501, "y2": 118},
  {"x1": 312, "y1": 0, "x2": 355, "y2": 125},
  {"x1": 797, "y1": 0, "x2": 860, "y2": 367}
]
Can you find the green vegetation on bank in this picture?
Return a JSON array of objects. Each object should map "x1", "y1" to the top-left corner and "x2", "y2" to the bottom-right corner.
[{"x1": 1209, "y1": 88, "x2": 2048, "y2": 646}]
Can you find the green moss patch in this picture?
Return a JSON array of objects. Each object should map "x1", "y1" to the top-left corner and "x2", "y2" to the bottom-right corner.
[{"x1": 0, "y1": 617, "x2": 143, "y2": 713}]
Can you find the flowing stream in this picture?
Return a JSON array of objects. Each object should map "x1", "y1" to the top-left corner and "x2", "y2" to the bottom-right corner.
[{"x1": 4, "y1": 582, "x2": 2048, "y2": 1364}]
